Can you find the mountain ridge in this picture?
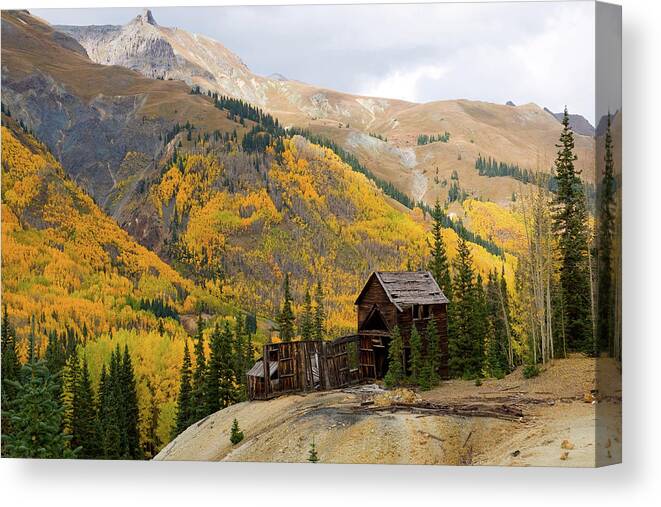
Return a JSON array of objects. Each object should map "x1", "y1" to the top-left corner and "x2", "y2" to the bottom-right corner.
[{"x1": 55, "y1": 8, "x2": 596, "y2": 208}]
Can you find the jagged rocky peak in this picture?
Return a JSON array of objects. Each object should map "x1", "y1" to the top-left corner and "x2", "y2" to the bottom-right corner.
[{"x1": 132, "y1": 8, "x2": 158, "y2": 26}]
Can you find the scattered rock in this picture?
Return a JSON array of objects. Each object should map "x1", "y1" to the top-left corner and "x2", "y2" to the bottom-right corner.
[
  {"x1": 374, "y1": 388, "x2": 421, "y2": 407},
  {"x1": 560, "y1": 451, "x2": 569, "y2": 460},
  {"x1": 511, "y1": 450, "x2": 520, "y2": 457},
  {"x1": 561, "y1": 439, "x2": 574, "y2": 450}
]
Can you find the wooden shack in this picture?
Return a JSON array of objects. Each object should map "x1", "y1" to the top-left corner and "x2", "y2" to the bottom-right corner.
[
  {"x1": 247, "y1": 340, "x2": 325, "y2": 400},
  {"x1": 247, "y1": 271, "x2": 449, "y2": 400},
  {"x1": 355, "y1": 271, "x2": 449, "y2": 379}
]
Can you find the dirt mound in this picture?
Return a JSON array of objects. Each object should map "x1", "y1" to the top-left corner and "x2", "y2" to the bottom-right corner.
[{"x1": 155, "y1": 357, "x2": 621, "y2": 466}]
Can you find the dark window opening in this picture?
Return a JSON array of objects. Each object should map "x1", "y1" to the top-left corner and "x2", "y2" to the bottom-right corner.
[
  {"x1": 361, "y1": 306, "x2": 389, "y2": 332},
  {"x1": 412, "y1": 304, "x2": 430, "y2": 320}
]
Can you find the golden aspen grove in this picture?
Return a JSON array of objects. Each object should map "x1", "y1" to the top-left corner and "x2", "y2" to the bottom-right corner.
[{"x1": 1, "y1": 8, "x2": 620, "y2": 466}]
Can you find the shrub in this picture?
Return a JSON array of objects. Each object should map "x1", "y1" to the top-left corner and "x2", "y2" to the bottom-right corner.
[
  {"x1": 523, "y1": 364, "x2": 540, "y2": 379},
  {"x1": 230, "y1": 418, "x2": 244, "y2": 445}
]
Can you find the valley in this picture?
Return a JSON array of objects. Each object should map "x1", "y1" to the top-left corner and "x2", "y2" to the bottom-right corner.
[{"x1": 0, "y1": 7, "x2": 620, "y2": 465}]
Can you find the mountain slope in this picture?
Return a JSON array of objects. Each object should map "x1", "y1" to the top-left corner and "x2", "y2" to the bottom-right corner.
[
  {"x1": 0, "y1": 116, "x2": 208, "y2": 344},
  {"x1": 1, "y1": 9, "x2": 242, "y2": 215},
  {"x1": 56, "y1": 10, "x2": 414, "y2": 131},
  {"x1": 2, "y1": 11, "x2": 515, "y2": 334},
  {"x1": 57, "y1": 8, "x2": 596, "y2": 210},
  {"x1": 132, "y1": 124, "x2": 514, "y2": 334}
]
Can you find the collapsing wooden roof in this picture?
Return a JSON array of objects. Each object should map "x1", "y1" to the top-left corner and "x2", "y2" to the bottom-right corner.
[
  {"x1": 247, "y1": 360, "x2": 278, "y2": 378},
  {"x1": 356, "y1": 271, "x2": 449, "y2": 311}
]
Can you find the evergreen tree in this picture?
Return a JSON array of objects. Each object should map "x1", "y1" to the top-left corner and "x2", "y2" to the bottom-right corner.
[
  {"x1": 120, "y1": 345, "x2": 141, "y2": 459},
  {"x1": 218, "y1": 321, "x2": 237, "y2": 409},
  {"x1": 307, "y1": 437, "x2": 320, "y2": 463},
  {"x1": 552, "y1": 107, "x2": 594, "y2": 353},
  {"x1": 313, "y1": 280, "x2": 326, "y2": 341},
  {"x1": 384, "y1": 326, "x2": 405, "y2": 387},
  {"x1": 299, "y1": 288, "x2": 314, "y2": 341},
  {"x1": 597, "y1": 113, "x2": 616, "y2": 355},
  {"x1": 277, "y1": 273, "x2": 295, "y2": 342},
  {"x1": 429, "y1": 199, "x2": 452, "y2": 298},
  {"x1": 2, "y1": 361, "x2": 78, "y2": 458},
  {"x1": 449, "y1": 237, "x2": 484, "y2": 378},
  {"x1": 28, "y1": 315, "x2": 37, "y2": 364},
  {"x1": 1, "y1": 306, "x2": 21, "y2": 440},
  {"x1": 204, "y1": 324, "x2": 222, "y2": 414},
  {"x1": 245, "y1": 329, "x2": 255, "y2": 373},
  {"x1": 98, "y1": 364, "x2": 121, "y2": 459},
  {"x1": 420, "y1": 319, "x2": 441, "y2": 390},
  {"x1": 143, "y1": 381, "x2": 162, "y2": 459},
  {"x1": 191, "y1": 316, "x2": 207, "y2": 422},
  {"x1": 408, "y1": 325, "x2": 423, "y2": 385},
  {"x1": 485, "y1": 271, "x2": 509, "y2": 378},
  {"x1": 72, "y1": 357, "x2": 99, "y2": 458},
  {"x1": 230, "y1": 418, "x2": 244, "y2": 445},
  {"x1": 45, "y1": 331, "x2": 66, "y2": 380},
  {"x1": 473, "y1": 274, "x2": 489, "y2": 377},
  {"x1": 205, "y1": 322, "x2": 237, "y2": 414},
  {"x1": 233, "y1": 317, "x2": 247, "y2": 401},
  {"x1": 60, "y1": 354, "x2": 79, "y2": 439},
  {"x1": 173, "y1": 340, "x2": 193, "y2": 437},
  {"x1": 245, "y1": 313, "x2": 257, "y2": 335}
]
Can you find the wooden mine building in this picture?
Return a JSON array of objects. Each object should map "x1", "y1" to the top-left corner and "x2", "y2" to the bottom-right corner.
[{"x1": 247, "y1": 271, "x2": 449, "y2": 400}]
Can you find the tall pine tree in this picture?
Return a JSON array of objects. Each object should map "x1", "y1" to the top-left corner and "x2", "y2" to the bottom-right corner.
[
  {"x1": 98, "y1": 364, "x2": 121, "y2": 459},
  {"x1": 204, "y1": 324, "x2": 223, "y2": 414},
  {"x1": 485, "y1": 271, "x2": 509, "y2": 378},
  {"x1": 1, "y1": 306, "x2": 21, "y2": 442},
  {"x1": 173, "y1": 340, "x2": 193, "y2": 438},
  {"x1": 597, "y1": 113, "x2": 616, "y2": 355},
  {"x1": 384, "y1": 326, "x2": 404, "y2": 387},
  {"x1": 299, "y1": 288, "x2": 314, "y2": 341},
  {"x1": 121, "y1": 345, "x2": 141, "y2": 459},
  {"x1": 72, "y1": 356, "x2": 99, "y2": 458},
  {"x1": 233, "y1": 317, "x2": 247, "y2": 401},
  {"x1": 552, "y1": 107, "x2": 594, "y2": 354},
  {"x1": 191, "y1": 315, "x2": 207, "y2": 422},
  {"x1": 2, "y1": 361, "x2": 78, "y2": 458},
  {"x1": 313, "y1": 280, "x2": 326, "y2": 341},
  {"x1": 408, "y1": 325, "x2": 423, "y2": 385},
  {"x1": 429, "y1": 199, "x2": 452, "y2": 298},
  {"x1": 277, "y1": 273, "x2": 295, "y2": 342},
  {"x1": 449, "y1": 237, "x2": 484, "y2": 378}
]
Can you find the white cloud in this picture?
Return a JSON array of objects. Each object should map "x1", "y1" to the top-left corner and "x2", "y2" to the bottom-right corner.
[
  {"x1": 359, "y1": 64, "x2": 447, "y2": 103},
  {"x1": 33, "y1": 2, "x2": 597, "y2": 122}
]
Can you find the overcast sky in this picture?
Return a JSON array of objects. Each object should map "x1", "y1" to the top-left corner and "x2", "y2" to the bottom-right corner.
[{"x1": 34, "y1": 2, "x2": 597, "y2": 123}]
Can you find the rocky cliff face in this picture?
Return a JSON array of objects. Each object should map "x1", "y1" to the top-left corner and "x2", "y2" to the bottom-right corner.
[
  {"x1": 57, "y1": 9, "x2": 267, "y2": 106},
  {"x1": 1, "y1": 10, "x2": 233, "y2": 219},
  {"x1": 55, "y1": 9, "x2": 410, "y2": 128}
]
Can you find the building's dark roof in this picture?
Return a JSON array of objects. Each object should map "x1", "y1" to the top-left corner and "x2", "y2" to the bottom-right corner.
[{"x1": 355, "y1": 271, "x2": 449, "y2": 311}]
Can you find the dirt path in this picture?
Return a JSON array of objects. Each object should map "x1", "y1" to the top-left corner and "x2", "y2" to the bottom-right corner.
[{"x1": 155, "y1": 356, "x2": 621, "y2": 467}]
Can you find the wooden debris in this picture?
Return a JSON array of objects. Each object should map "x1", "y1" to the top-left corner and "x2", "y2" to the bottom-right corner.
[{"x1": 354, "y1": 399, "x2": 526, "y2": 421}]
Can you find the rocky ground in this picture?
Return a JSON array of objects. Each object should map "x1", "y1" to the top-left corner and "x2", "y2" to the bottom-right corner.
[{"x1": 155, "y1": 356, "x2": 621, "y2": 467}]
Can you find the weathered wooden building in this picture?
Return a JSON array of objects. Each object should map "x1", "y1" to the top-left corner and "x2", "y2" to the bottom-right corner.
[
  {"x1": 354, "y1": 271, "x2": 449, "y2": 379},
  {"x1": 247, "y1": 271, "x2": 449, "y2": 400}
]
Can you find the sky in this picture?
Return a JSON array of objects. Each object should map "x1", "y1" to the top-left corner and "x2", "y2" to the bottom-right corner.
[{"x1": 34, "y1": 2, "x2": 598, "y2": 124}]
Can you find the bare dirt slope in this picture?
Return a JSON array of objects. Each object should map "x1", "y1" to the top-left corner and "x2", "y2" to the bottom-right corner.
[{"x1": 155, "y1": 356, "x2": 621, "y2": 467}]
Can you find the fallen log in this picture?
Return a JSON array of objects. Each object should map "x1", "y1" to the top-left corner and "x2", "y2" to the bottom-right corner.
[{"x1": 355, "y1": 400, "x2": 526, "y2": 421}]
